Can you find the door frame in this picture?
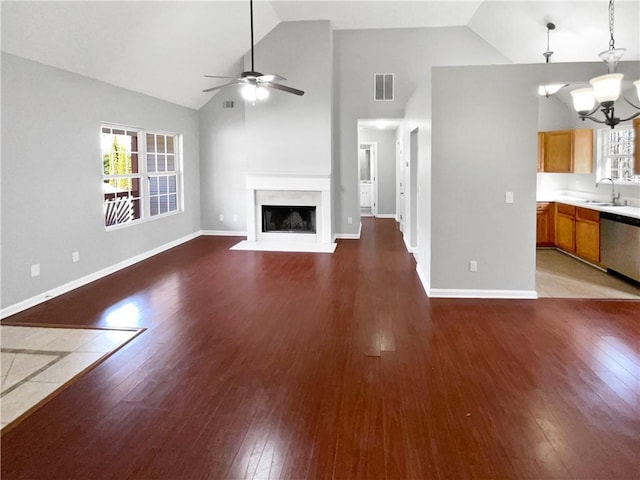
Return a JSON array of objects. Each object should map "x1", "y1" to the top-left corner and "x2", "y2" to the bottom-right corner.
[{"x1": 358, "y1": 142, "x2": 378, "y2": 216}]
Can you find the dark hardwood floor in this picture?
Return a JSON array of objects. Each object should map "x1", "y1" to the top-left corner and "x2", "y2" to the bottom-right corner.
[{"x1": 2, "y1": 218, "x2": 638, "y2": 479}]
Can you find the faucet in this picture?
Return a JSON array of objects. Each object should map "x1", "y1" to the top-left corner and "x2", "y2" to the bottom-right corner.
[{"x1": 596, "y1": 177, "x2": 620, "y2": 205}]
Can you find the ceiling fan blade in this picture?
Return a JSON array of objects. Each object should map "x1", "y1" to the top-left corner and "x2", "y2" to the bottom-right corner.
[
  {"x1": 202, "y1": 81, "x2": 242, "y2": 93},
  {"x1": 258, "y1": 74, "x2": 286, "y2": 82},
  {"x1": 204, "y1": 75, "x2": 237, "y2": 79},
  {"x1": 265, "y1": 82, "x2": 305, "y2": 96}
]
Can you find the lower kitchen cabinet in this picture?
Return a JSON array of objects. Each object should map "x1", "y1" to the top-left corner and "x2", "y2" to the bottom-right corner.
[
  {"x1": 575, "y1": 207, "x2": 600, "y2": 264},
  {"x1": 536, "y1": 202, "x2": 555, "y2": 246},
  {"x1": 553, "y1": 203, "x2": 601, "y2": 264},
  {"x1": 555, "y1": 203, "x2": 576, "y2": 253}
]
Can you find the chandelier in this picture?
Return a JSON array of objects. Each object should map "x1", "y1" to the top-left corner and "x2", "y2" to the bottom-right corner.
[{"x1": 570, "y1": 0, "x2": 640, "y2": 129}]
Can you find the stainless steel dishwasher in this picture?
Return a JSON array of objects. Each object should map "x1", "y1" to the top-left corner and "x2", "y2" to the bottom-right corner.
[{"x1": 600, "y1": 212, "x2": 640, "y2": 283}]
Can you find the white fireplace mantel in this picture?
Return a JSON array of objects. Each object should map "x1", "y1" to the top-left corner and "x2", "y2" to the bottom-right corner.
[{"x1": 231, "y1": 173, "x2": 336, "y2": 253}]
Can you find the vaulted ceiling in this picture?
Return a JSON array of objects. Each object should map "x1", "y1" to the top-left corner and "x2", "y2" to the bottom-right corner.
[{"x1": 2, "y1": 1, "x2": 638, "y2": 110}]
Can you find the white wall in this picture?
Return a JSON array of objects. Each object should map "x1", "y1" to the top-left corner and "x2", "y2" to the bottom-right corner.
[
  {"x1": 358, "y1": 128, "x2": 397, "y2": 215},
  {"x1": 1, "y1": 53, "x2": 201, "y2": 310},
  {"x1": 333, "y1": 26, "x2": 510, "y2": 237}
]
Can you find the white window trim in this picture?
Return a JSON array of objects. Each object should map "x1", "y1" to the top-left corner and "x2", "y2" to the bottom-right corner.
[
  {"x1": 101, "y1": 123, "x2": 184, "y2": 231},
  {"x1": 596, "y1": 124, "x2": 639, "y2": 185}
]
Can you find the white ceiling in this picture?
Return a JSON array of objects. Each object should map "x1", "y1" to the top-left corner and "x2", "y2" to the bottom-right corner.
[{"x1": 2, "y1": 1, "x2": 639, "y2": 110}]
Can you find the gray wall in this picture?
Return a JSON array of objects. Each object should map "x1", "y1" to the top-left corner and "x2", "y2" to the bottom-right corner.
[
  {"x1": 333, "y1": 26, "x2": 510, "y2": 236},
  {"x1": 358, "y1": 129, "x2": 397, "y2": 215},
  {"x1": 245, "y1": 21, "x2": 332, "y2": 174},
  {"x1": 1, "y1": 53, "x2": 200, "y2": 308},
  {"x1": 199, "y1": 76, "x2": 248, "y2": 232},
  {"x1": 428, "y1": 61, "x2": 639, "y2": 293},
  {"x1": 198, "y1": 21, "x2": 332, "y2": 233}
]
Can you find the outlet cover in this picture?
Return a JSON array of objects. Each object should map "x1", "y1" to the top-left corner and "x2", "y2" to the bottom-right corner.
[
  {"x1": 31, "y1": 264, "x2": 41, "y2": 277},
  {"x1": 469, "y1": 260, "x2": 478, "y2": 272},
  {"x1": 505, "y1": 191, "x2": 514, "y2": 204},
  {"x1": 219, "y1": 214, "x2": 224, "y2": 221},
  {"x1": 347, "y1": 216, "x2": 353, "y2": 224},
  {"x1": 72, "y1": 251, "x2": 80, "y2": 263}
]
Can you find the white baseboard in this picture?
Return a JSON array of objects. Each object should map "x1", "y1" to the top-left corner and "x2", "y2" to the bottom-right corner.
[
  {"x1": 375, "y1": 214, "x2": 396, "y2": 219},
  {"x1": 426, "y1": 288, "x2": 538, "y2": 299},
  {"x1": 333, "y1": 222, "x2": 362, "y2": 241},
  {"x1": 1, "y1": 231, "x2": 201, "y2": 320},
  {"x1": 416, "y1": 263, "x2": 429, "y2": 295},
  {"x1": 201, "y1": 230, "x2": 247, "y2": 237}
]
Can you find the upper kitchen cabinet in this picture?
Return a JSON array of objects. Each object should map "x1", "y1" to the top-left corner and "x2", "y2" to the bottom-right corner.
[{"x1": 538, "y1": 128, "x2": 593, "y2": 173}]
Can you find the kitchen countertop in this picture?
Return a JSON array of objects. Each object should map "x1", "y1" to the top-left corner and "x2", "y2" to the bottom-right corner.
[{"x1": 537, "y1": 194, "x2": 640, "y2": 220}]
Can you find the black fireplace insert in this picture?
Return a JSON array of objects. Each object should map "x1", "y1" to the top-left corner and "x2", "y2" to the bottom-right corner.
[{"x1": 262, "y1": 205, "x2": 316, "y2": 233}]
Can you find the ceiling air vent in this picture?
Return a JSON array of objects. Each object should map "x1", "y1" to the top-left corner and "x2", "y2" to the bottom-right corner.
[
  {"x1": 222, "y1": 100, "x2": 235, "y2": 109},
  {"x1": 374, "y1": 73, "x2": 394, "y2": 101}
]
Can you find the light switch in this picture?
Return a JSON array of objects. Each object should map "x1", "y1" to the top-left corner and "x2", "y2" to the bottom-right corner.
[{"x1": 505, "y1": 191, "x2": 514, "y2": 204}]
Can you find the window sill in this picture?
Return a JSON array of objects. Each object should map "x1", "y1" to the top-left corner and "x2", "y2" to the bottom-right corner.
[{"x1": 105, "y1": 210, "x2": 183, "y2": 232}]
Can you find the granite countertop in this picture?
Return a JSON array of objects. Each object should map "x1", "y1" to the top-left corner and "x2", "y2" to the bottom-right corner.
[{"x1": 537, "y1": 194, "x2": 640, "y2": 220}]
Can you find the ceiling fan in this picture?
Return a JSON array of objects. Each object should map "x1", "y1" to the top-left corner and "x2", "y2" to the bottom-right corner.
[{"x1": 202, "y1": 0, "x2": 304, "y2": 101}]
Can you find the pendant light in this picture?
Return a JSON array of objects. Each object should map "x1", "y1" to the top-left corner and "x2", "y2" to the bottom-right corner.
[
  {"x1": 570, "y1": 0, "x2": 640, "y2": 128},
  {"x1": 538, "y1": 22, "x2": 567, "y2": 98}
]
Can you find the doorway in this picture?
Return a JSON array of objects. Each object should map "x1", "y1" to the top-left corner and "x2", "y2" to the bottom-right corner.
[
  {"x1": 409, "y1": 128, "x2": 418, "y2": 251},
  {"x1": 358, "y1": 142, "x2": 377, "y2": 216}
]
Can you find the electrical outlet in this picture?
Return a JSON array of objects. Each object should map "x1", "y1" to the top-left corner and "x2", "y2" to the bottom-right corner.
[
  {"x1": 233, "y1": 214, "x2": 238, "y2": 222},
  {"x1": 219, "y1": 214, "x2": 224, "y2": 222},
  {"x1": 347, "y1": 216, "x2": 353, "y2": 224},
  {"x1": 31, "y1": 264, "x2": 41, "y2": 277},
  {"x1": 505, "y1": 191, "x2": 514, "y2": 204},
  {"x1": 72, "y1": 251, "x2": 80, "y2": 263},
  {"x1": 469, "y1": 260, "x2": 478, "y2": 272}
]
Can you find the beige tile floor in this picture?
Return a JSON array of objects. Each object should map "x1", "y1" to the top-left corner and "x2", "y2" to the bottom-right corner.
[
  {"x1": 536, "y1": 249, "x2": 640, "y2": 299},
  {"x1": 1, "y1": 325, "x2": 141, "y2": 429}
]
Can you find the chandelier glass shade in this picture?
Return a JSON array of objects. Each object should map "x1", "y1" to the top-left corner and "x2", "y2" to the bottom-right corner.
[{"x1": 569, "y1": 0, "x2": 640, "y2": 128}]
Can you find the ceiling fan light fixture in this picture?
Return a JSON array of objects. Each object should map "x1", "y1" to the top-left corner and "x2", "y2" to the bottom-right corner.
[
  {"x1": 241, "y1": 84, "x2": 270, "y2": 102},
  {"x1": 571, "y1": 88, "x2": 596, "y2": 114}
]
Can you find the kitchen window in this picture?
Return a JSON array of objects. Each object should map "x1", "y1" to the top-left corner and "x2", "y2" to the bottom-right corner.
[
  {"x1": 596, "y1": 126, "x2": 638, "y2": 184},
  {"x1": 101, "y1": 125, "x2": 182, "y2": 228}
]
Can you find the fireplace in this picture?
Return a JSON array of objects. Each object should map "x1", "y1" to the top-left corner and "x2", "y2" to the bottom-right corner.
[
  {"x1": 262, "y1": 206, "x2": 316, "y2": 233},
  {"x1": 231, "y1": 173, "x2": 336, "y2": 253}
]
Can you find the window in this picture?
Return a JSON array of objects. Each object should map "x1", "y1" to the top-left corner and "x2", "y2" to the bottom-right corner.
[
  {"x1": 597, "y1": 126, "x2": 638, "y2": 184},
  {"x1": 374, "y1": 73, "x2": 394, "y2": 101},
  {"x1": 101, "y1": 125, "x2": 181, "y2": 228}
]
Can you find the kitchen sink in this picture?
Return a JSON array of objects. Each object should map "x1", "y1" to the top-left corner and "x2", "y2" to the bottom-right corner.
[{"x1": 580, "y1": 201, "x2": 624, "y2": 207}]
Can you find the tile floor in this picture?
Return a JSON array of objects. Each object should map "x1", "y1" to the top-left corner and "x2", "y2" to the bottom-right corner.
[
  {"x1": 1, "y1": 325, "x2": 141, "y2": 429},
  {"x1": 536, "y1": 249, "x2": 640, "y2": 299}
]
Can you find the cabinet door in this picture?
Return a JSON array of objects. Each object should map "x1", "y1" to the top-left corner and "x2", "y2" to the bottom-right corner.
[
  {"x1": 537, "y1": 132, "x2": 545, "y2": 172},
  {"x1": 576, "y1": 219, "x2": 600, "y2": 263},
  {"x1": 544, "y1": 130, "x2": 572, "y2": 172},
  {"x1": 572, "y1": 129, "x2": 593, "y2": 174},
  {"x1": 536, "y1": 210, "x2": 549, "y2": 246},
  {"x1": 536, "y1": 203, "x2": 555, "y2": 246},
  {"x1": 556, "y1": 212, "x2": 575, "y2": 252}
]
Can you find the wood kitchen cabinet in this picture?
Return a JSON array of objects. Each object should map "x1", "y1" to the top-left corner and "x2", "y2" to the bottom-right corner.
[
  {"x1": 634, "y1": 118, "x2": 640, "y2": 175},
  {"x1": 554, "y1": 203, "x2": 601, "y2": 264},
  {"x1": 539, "y1": 129, "x2": 593, "y2": 173},
  {"x1": 575, "y1": 207, "x2": 600, "y2": 264},
  {"x1": 536, "y1": 202, "x2": 555, "y2": 246},
  {"x1": 555, "y1": 203, "x2": 575, "y2": 252}
]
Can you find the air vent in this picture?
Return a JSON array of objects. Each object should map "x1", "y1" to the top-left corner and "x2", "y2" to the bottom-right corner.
[
  {"x1": 374, "y1": 73, "x2": 394, "y2": 101},
  {"x1": 222, "y1": 100, "x2": 235, "y2": 109}
]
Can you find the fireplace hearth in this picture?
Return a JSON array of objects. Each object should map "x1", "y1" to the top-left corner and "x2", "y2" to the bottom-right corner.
[{"x1": 262, "y1": 205, "x2": 316, "y2": 233}]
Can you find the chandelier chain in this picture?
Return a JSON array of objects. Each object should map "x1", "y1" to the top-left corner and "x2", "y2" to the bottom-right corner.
[{"x1": 609, "y1": 0, "x2": 615, "y2": 50}]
